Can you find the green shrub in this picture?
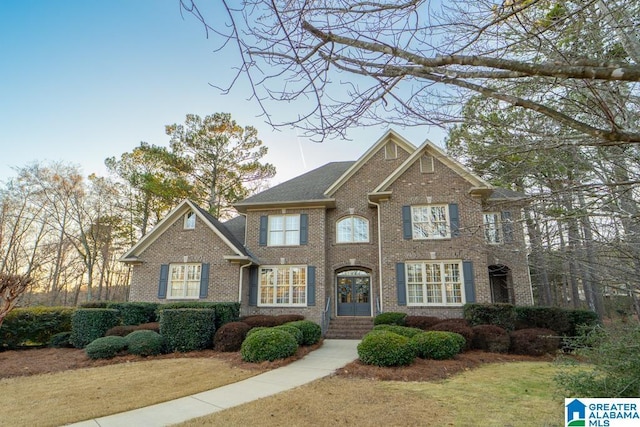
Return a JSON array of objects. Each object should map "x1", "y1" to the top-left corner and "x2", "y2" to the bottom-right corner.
[
  {"x1": 428, "y1": 321, "x2": 474, "y2": 350},
  {"x1": 70, "y1": 309, "x2": 120, "y2": 348},
  {"x1": 159, "y1": 308, "x2": 216, "y2": 352},
  {"x1": 565, "y1": 309, "x2": 600, "y2": 337},
  {"x1": 509, "y1": 328, "x2": 560, "y2": 356},
  {"x1": 555, "y1": 323, "x2": 640, "y2": 398},
  {"x1": 0, "y1": 307, "x2": 74, "y2": 349},
  {"x1": 49, "y1": 331, "x2": 73, "y2": 348},
  {"x1": 241, "y1": 328, "x2": 298, "y2": 362},
  {"x1": 471, "y1": 324, "x2": 510, "y2": 353},
  {"x1": 373, "y1": 312, "x2": 407, "y2": 326},
  {"x1": 125, "y1": 330, "x2": 165, "y2": 356},
  {"x1": 286, "y1": 320, "x2": 322, "y2": 346},
  {"x1": 157, "y1": 302, "x2": 239, "y2": 330},
  {"x1": 85, "y1": 336, "x2": 127, "y2": 359},
  {"x1": 274, "y1": 324, "x2": 304, "y2": 345},
  {"x1": 213, "y1": 322, "x2": 251, "y2": 352},
  {"x1": 373, "y1": 324, "x2": 423, "y2": 338},
  {"x1": 105, "y1": 322, "x2": 160, "y2": 337},
  {"x1": 463, "y1": 303, "x2": 516, "y2": 330},
  {"x1": 357, "y1": 330, "x2": 415, "y2": 367},
  {"x1": 107, "y1": 302, "x2": 158, "y2": 325},
  {"x1": 514, "y1": 306, "x2": 571, "y2": 335},
  {"x1": 79, "y1": 301, "x2": 109, "y2": 308},
  {"x1": 246, "y1": 326, "x2": 271, "y2": 338},
  {"x1": 410, "y1": 331, "x2": 465, "y2": 360},
  {"x1": 405, "y1": 315, "x2": 442, "y2": 330}
]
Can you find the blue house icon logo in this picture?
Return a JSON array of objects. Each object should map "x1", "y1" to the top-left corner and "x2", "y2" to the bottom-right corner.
[{"x1": 566, "y1": 399, "x2": 586, "y2": 426}]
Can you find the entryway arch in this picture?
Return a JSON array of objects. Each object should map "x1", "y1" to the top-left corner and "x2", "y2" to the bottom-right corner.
[
  {"x1": 336, "y1": 269, "x2": 371, "y2": 316},
  {"x1": 489, "y1": 265, "x2": 513, "y2": 303}
]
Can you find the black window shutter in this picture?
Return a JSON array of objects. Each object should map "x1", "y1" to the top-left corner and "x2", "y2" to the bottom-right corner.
[
  {"x1": 259, "y1": 216, "x2": 268, "y2": 246},
  {"x1": 158, "y1": 264, "x2": 169, "y2": 299},
  {"x1": 449, "y1": 203, "x2": 460, "y2": 237},
  {"x1": 300, "y1": 214, "x2": 309, "y2": 245},
  {"x1": 463, "y1": 261, "x2": 475, "y2": 303},
  {"x1": 501, "y1": 211, "x2": 514, "y2": 243},
  {"x1": 249, "y1": 266, "x2": 258, "y2": 306},
  {"x1": 402, "y1": 206, "x2": 412, "y2": 240},
  {"x1": 199, "y1": 263, "x2": 210, "y2": 298},
  {"x1": 396, "y1": 262, "x2": 407, "y2": 306},
  {"x1": 307, "y1": 266, "x2": 316, "y2": 306}
]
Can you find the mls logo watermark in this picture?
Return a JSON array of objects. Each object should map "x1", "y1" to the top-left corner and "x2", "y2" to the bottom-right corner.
[{"x1": 565, "y1": 398, "x2": 640, "y2": 427}]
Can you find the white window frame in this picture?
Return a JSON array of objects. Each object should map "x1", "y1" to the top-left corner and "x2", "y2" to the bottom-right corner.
[
  {"x1": 406, "y1": 261, "x2": 465, "y2": 306},
  {"x1": 420, "y1": 155, "x2": 434, "y2": 173},
  {"x1": 184, "y1": 211, "x2": 196, "y2": 229},
  {"x1": 336, "y1": 215, "x2": 370, "y2": 243},
  {"x1": 411, "y1": 205, "x2": 450, "y2": 239},
  {"x1": 483, "y1": 212, "x2": 501, "y2": 244},
  {"x1": 168, "y1": 263, "x2": 201, "y2": 299},
  {"x1": 384, "y1": 142, "x2": 397, "y2": 159},
  {"x1": 258, "y1": 265, "x2": 307, "y2": 306},
  {"x1": 268, "y1": 214, "x2": 300, "y2": 246}
]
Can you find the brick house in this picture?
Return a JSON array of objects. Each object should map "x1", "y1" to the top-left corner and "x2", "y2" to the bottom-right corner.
[{"x1": 121, "y1": 130, "x2": 533, "y2": 330}]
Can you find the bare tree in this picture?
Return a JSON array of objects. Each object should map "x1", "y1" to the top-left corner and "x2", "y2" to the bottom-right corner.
[
  {"x1": 180, "y1": 0, "x2": 640, "y2": 143},
  {"x1": 0, "y1": 274, "x2": 32, "y2": 327}
]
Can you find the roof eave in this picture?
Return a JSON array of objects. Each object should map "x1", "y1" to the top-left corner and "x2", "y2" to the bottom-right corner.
[
  {"x1": 367, "y1": 191, "x2": 393, "y2": 204},
  {"x1": 234, "y1": 199, "x2": 336, "y2": 213}
]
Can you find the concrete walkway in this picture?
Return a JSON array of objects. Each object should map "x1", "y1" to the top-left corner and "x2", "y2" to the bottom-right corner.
[{"x1": 68, "y1": 339, "x2": 360, "y2": 427}]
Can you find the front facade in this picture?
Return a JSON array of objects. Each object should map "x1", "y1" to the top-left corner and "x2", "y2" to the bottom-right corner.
[{"x1": 122, "y1": 130, "x2": 534, "y2": 326}]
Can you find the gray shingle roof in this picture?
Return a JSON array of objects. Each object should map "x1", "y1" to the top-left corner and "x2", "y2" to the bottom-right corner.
[
  {"x1": 193, "y1": 204, "x2": 250, "y2": 257},
  {"x1": 236, "y1": 161, "x2": 355, "y2": 205},
  {"x1": 222, "y1": 215, "x2": 246, "y2": 245}
]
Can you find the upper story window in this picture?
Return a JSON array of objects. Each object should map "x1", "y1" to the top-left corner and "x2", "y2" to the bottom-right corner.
[
  {"x1": 420, "y1": 155, "x2": 434, "y2": 173},
  {"x1": 412, "y1": 205, "x2": 450, "y2": 239},
  {"x1": 483, "y1": 213, "x2": 501, "y2": 244},
  {"x1": 336, "y1": 216, "x2": 370, "y2": 243},
  {"x1": 259, "y1": 265, "x2": 307, "y2": 306},
  {"x1": 184, "y1": 211, "x2": 196, "y2": 229},
  {"x1": 169, "y1": 263, "x2": 201, "y2": 299},
  {"x1": 269, "y1": 214, "x2": 300, "y2": 246},
  {"x1": 384, "y1": 141, "x2": 397, "y2": 159}
]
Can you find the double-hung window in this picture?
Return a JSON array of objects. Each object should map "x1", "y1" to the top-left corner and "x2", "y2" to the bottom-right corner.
[
  {"x1": 169, "y1": 263, "x2": 201, "y2": 299},
  {"x1": 406, "y1": 261, "x2": 464, "y2": 305},
  {"x1": 336, "y1": 216, "x2": 369, "y2": 243},
  {"x1": 259, "y1": 265, "x2": 307, "y2": 306},
  {"x1": 269, "y1": 215, "x2": 300, "y2": 246},
  {"x1": 412, "y1": 205, "x2": 449, "y2": 239},
  {"x1": 483, "y1": 213, "x2": 501, "y2": 244}
]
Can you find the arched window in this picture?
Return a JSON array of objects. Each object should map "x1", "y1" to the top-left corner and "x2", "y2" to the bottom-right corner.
[{"x1": 336, "y1": 216, "x2": 369, "y2": 243}]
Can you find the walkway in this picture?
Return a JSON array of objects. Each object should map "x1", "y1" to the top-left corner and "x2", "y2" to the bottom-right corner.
[{"x1": 68, "y1": 339, "x2": 360, "y2": 427}]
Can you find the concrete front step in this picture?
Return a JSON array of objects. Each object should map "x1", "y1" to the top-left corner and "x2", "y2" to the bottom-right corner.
[{"x1": 324, "y1": 317, "x2": 374, "y2": 339}]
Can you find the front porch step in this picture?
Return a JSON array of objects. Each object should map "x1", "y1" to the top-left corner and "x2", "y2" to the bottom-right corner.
[{"x1": 324, "y1": 317, "x2": 374, "y2": 339}]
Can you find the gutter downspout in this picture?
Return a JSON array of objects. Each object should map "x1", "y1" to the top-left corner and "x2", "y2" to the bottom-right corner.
[
  {"x1": 369, "y1": 199, "x2": 384, "y2": 313},
  {"x1": 238, "y1": 263, "x2": 251, "y2": 303}
]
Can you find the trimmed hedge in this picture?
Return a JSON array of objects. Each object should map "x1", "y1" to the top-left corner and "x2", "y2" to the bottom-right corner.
[
  {"x1": 405, "y1": 315, "x2": 442, "y2": 330},
  {"x1": 471, "y1": 324, "x2": 510, "y2": 353},
  {"x1": 159, "y1": 308, "x2": 216, "y2": 352},
  {"x1": 241, "y1": 315, "x2": 282, "y2": 328},
  {"x1": 158, "y1": 302, "x2": 239, "y2": 330},
  {"x1": 105, "y1": 322, "x2": 160, "y2": 337},
  {"x1": 274, "y1": 324, "x2": 304, "y2": 345},
  {"x1": 85, "y1": 336, "x2": 127, "y2": 359},
  {"x1": 70, "y1": 309, "x2": 120, "y2": 348},
  {"x1": 0, "y1": 307, "x2": 74, "y2": 349},
  {"x1": 464, "y1": 303, "x2": 516, "y2": 330},
  {"x1": 358, "y1": 330, "x2": 415, "y2": 367},
  {"x1": 125, "y1": 330, "x2": 165, "y2": 356},
  {"x1": 241, "y1": 328, "x2": 298, "y2": 362},
  {"x1": 514, "y1": 306, "x2": 571, "y2": 334},
  {"x1": 214, "y1": 322, "x2": 251, "y2": 352},
  {"x1": 107, "y1": 302, "x2": 158, "y2": 325},
  {"x1": 373, "y1": 324, "x2": 423, "y2": 338},
  {"x1": 49, "y1": 331, "x2": 73, "y2": 348},
  {"x1": 373, "y1": 312, "x2": 407, "y2": 326},
  {"x1": 410, "y1": 331, "x2": 465, "y2": 360},
  {"x1": 428, "y1": 320, "x2": 474, "y2": 350},
  {"x1": 510, "y1": 328, "x2": 561, "y2": 356},
  {"x1": 286, "y1": 320, "x2": 322, "y2": 346}
]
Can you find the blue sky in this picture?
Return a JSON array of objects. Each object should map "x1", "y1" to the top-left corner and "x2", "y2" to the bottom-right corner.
[{"x1": 0, "y1": 1, "x2": 445, "y2": 186}]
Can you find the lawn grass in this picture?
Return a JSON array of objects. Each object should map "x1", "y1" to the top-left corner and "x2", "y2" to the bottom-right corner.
[
  {"x1": 178, "y1": 362, "x2": 564, "y2": 427},
  {"x1": 0, "y1": 358, "x2": 262, "y2": 427}
]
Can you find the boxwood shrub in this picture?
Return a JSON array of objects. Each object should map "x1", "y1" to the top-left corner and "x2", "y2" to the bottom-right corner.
[
  {"x1": 514, "y1": 306, "x2": 571, "y2": 335},
  {"x1": 0, "y1": 307, "x2": 74, "y2": 349},
  {"x1": 241, "y1": 328, "x2": 298, "y2": 362},
  {"x1": 159, "y1": 308, "x2": 216, "y2": 352},
  {"x1": 70, "y1": 309, "x2": 121, "y2": 348},
  {"x1": 49, "y1": 331, "x2": 73, "y2": 348},
  {"x1": 125, "y1": 330, "x2": 165, "y2": 356},
  {"x1": 157, "y1": 302, "x2": 239, "y2": 330},
  {"x1": 463, "y1": 303, "x2": 516, "y2": 331},
  {"x1": 213, "y1": 321, "x2": 251, "y2": 352},
  {"x1": 428, "y1": 320, "x2": 474, "y2": 350},
  {"x1": 274, "y1": 324, "x2": 304, "y2": 345},
  {"x1": 373, "y1": 324, "x2": 423, "y2": 338},
  {"x1": 107, "y1": 302, "x2": 159, "y2": 325},
  {"x1": 373, "y1": 312, "x2": 407, "y2": 326},
  {"x1": 357, "y1": 330, "x2": 415, "y2": 367},
  {"x1": 410, "y1": 331, "x2": 465, "y2": 360},
  {"x1": 85, "y1": 336, "x2": 127, "y2": 359},
  {"x1": 286, "y1": 320, "x2": 322, "y2": 346}
]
